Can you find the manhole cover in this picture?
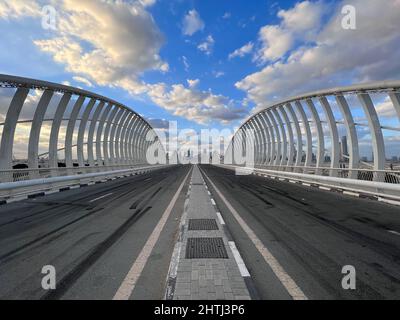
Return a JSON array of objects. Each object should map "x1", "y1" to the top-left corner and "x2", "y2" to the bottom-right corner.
[
  {"x1": 188, "y1": 219, "x2": 219, "y2": 230},
  {"x1": 185, "y1": 237, "x2": 228, "y2": 259}
]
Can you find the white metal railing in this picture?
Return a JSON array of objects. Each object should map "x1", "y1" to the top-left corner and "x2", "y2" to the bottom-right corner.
[
  {"x1": 217, "y1": 164, "x2": 400, "y2": 201},
  {"x1": 0, "y1": 163, "x2": 149, "y2": 183},
  {"x1": 252, "y1": 165, "x2": 400, "y2": 184}
]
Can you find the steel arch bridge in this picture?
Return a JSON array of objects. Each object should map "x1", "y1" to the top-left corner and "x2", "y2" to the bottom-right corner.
[
  {"x1": 225, "y1": 81, "x2": 400, "y2": 185},
  {"x1": 0, "y1": 74, "x2": 166, "y2": 183}
]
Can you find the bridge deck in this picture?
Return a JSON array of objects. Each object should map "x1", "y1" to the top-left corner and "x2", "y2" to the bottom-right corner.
[{"x1": 0, "y1": 164, "x2": 399, "y2": 299}]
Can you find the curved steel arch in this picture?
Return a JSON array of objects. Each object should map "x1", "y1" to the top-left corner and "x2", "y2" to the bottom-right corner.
[
  {"x1": 226, "y1": 81, "x2": 400, "y2": 183},
  {"x1": 0, "y1": 74, "x2": 166, "y2": 182}
]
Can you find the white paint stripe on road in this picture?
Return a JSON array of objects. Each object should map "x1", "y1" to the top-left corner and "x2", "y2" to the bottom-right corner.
[
  {"x1": 89, "y1": 193, "x2": 113, "y2": 203},
  {"x1": 202, "y1": 169, "x2": 308, "y2": 300},
  {"x1": 378, "y1": 197, "x2": 400, "y2": 206},
  {"x1": 388, "y1": 230, "x2": 400, "y2": 236},
  {"x1": 113, "y1": 169, "x2": 191, "y2": 300},
  {"x1": 210, "y1": 198, "x2": 216, "y2": 206},
  {"x1": 229, "y1": 241, "x2": 250, "y2": 277},
  {"x1": 319, "y1": 186, "x2": 331, "y2": 191},
  {"x1": 216, "y1": 212, "x2": 225, "y2": 225},
  {"x1": 343, "y1": 191, "x2": 359, "y2": 197}
]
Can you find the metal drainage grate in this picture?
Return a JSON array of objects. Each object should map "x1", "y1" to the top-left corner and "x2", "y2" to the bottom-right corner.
[
  {"x1": 185, "y1": 237, "x2": 228, "y2": 259},
  {"x1": 188, "y1": 219, "x2": 219, "y2": 231}
]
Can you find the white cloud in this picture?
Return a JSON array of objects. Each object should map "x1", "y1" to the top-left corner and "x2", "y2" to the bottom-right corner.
[
  {"x1": 236, "y1": 0, "x2": 400, "y2": 108},
  {"x1": 32, "y1": 0, "x2": 167, "y2": 95},
  {"x1": 278, "y1": 0, "x2": 324, "y2": 31},
  {"x1": 229, "y1": 42, "x2": 254, "y2": 60},
  {"x1": 222, "y1": 12, "x2": 231, "y2": 19},
  {"x1": 182, "y1": 56, "x2": 190, "y2": 72},
  {"x1": 187, "y1": 79, "x2": 200, "y2": 88},
  {"x1": 0, "y1": 0, "x2": 41, "y2": 19},
  {"x1": 197, "y1": 35, "x2": 214, "y2": 55},
  {"x1": 182, "y1": 10, "x2": 204, "y2": 36},
  {"x1": 146, "y1": 82, "x2": 247, "y2": 124},
  {"x1": 73, "y1": 76, "x2": 93, "y2": 87},
  {"x1": 139, "y1": 0, "x2": 157, "y2": 7},
  {"x1": 213, "y1": 71, "x2": 225, "y2": 78},
  {"x1": 255, "y1": 0, "x2": 324, "y2": 63},
  {"x1": 256, "y1": 26, "x2": 293, "y2": 62},
  {"x1": 376, "y1": 97, "x2": 399, "y2": 118}
]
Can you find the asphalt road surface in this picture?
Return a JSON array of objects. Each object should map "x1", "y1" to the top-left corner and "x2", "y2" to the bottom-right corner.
[
  {"x1": 1, "y1": 163, "x2": 400, "y2": 300},
  {"x1": 200, "y1": 165, "x2": 400, "y2": 300},
  {"x1": 0, "y1": 165, "x2": 191, "y2": 300}
]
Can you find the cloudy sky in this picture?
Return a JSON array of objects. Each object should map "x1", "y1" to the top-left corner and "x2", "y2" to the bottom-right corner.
[{"x1": 0, "y1": 0, "x2": 400, "y2": 159}]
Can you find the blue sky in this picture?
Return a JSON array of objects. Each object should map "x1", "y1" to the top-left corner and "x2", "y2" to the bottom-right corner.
[{"x1": 0, "y1": 0, "x2": 399, "y2": 158}]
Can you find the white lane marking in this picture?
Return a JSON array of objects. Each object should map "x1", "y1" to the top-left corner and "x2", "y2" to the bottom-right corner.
[
  {"x1": 229, "y1": 241, "x2": 250, "y2": 277},
  {"x1": 378, "y1": 197, "x2": 400, "y2": 206},
  {"x1": 302, "y1": 183, "x2": 311, "y2": 187},
  {"x1": 388, "y1": 230, "x2": 400, "y2": 236},
  {"x1": 89, "y1": 193, "x2": 113, "y2": 203},
  {"x1": 207, "y1": 191, "x2": 211, "y2": 196},
  {"x1": 216, "y1": 212, "x2": 225, "y2": 225},
  {"x1": 343, "y1": 191, "x2": 359, "y2": 197},
  {"x1": 319, "y1": 186, "x2": 331, "y2": 191},
  {"x1": 113, "y1": 169, "x2": 191, "y2": 300},
  {"x1": 201, "y1": 169, "x2": 308, "y2": 300},
  {"x1": 211, "y1": 198, "x2": 216, "y2": 206}
]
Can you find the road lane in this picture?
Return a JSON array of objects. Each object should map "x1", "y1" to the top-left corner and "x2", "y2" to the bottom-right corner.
[
  {"x1": 0, "y1": 165, "x2": 190, "y2": 300},
  {"x1": 200, "y1": 164, "x2": 400, "y2": 300}
]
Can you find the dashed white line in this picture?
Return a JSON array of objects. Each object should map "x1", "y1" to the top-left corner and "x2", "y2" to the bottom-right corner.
[
  {"x1": 216, "y1": 212, "x2": 225, "y2": 225},
  {"x1": 89, "y1": 193, "x2": 113, "y2": 203},
  {"x1": 229, "y1": 241, "x2": 250, "y2": 277},
  {"x1": 378, "y1": 197, "x2": 400, "y2": 206},
  {"x1": 319, "y1": 186, "x2": 331, "y2": 191},
  {"x1": 343, "y1": 191, "x2": 359, "y2": 197},
  {"x1": 210, "y1": 198, "x2": 216, "y2": 206},
  {"x1": 201, "y1": 169, "x2": 308, "y2": 300},
  {"x1": 113, "y1": 169, "x2": 191, "y2": 300}
]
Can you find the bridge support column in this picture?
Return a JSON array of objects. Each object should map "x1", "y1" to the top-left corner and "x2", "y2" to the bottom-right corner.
[
  {"x1": 28, "y1": 90, "x2": 53, "y2": 178},
  {"x1": 358, "y1": 93, "x2": 386, "y2": 181},
  {"x1": 319, "y1": 97, "x2": 340, "y2": 177},
  {"x1": 49, "y1": 93, "x2": 72, "y2": 176}
]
